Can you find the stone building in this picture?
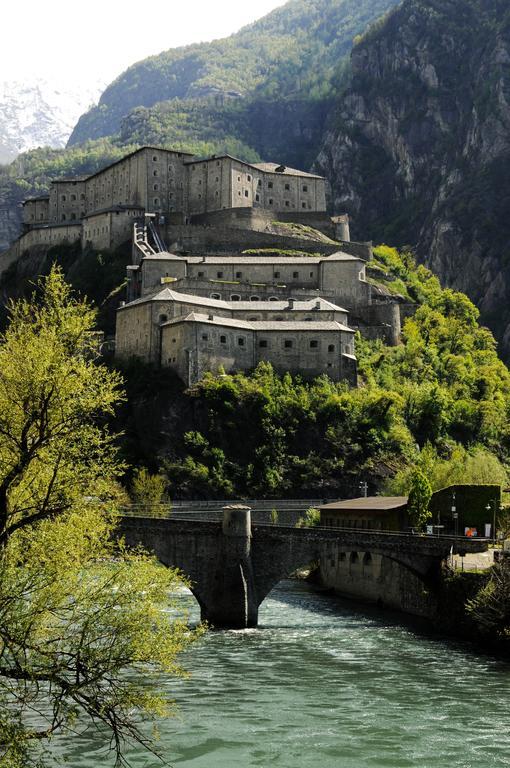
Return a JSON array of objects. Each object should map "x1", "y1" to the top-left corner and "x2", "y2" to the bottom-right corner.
[
  {"x1": 319, "y1": 497, "x2": 409, "y2": 531},
  {"x1": 160, "y1": 313, "x2": 356, "y2": 386},
  {"x1": 115, "y1": 287, "x2": 353, "y2": 368},
  {"x1": 19, "y1": 146, "x2": 327, "y2": 253},
  {"x1": 130, "y1": 250, "x2": 370, "y2": 309},
  {"x1": 7, "y1": 144, "x2": 408, "y2": 389},
  {"x1": 185, "y1": 156, "x2": 326, "y2": 215}
]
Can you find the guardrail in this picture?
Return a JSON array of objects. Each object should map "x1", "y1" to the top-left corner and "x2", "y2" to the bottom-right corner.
[{"x1": 118, "y1": 509, "x2": 489, "y2": 543}]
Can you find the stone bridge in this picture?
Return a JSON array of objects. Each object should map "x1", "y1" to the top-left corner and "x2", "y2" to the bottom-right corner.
[{"x1": 118, "y1": 508, "x2": 488, "y2": 629}]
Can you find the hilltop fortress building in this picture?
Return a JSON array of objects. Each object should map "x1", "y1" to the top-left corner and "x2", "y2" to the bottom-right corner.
[{"x1": 3, "y1": 145, "x2": 404, "y2": 387}]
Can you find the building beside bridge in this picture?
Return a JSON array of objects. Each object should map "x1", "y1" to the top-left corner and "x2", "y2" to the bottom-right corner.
[{"x1": 320, "y1": 497, "x2": 409, "y2": 531}]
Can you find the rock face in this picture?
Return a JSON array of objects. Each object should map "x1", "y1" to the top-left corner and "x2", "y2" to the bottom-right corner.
[
  {"x1": 316, "y1": 0, "x2": 510, "y2": 356},
  {"x1": 0, "y1": 79, "x2": 103, "y2": 164}
]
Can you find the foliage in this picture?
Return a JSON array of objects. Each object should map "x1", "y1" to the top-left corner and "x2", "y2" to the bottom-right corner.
[
  {"x1": 130, "y1": 467, "x2": 168, "y2": 514},
  {"x1": 139, "y1": 246, "x2": 510, "y2": 500},
  {"x1": 67, "y1": 0, "x2": 400, "y2": 165},
  {"x1": 296, "y1": 507, "x2": 321, "y2": 528},
  {"x1": 0, "y1": 269, "x2": 201, "y2": 766},
  {"x1": 406, "y1": 468, "x2": 432, "y2": 529},
  {"x1": 466, "y1": 560, "x2": 510, "y2": 638}
]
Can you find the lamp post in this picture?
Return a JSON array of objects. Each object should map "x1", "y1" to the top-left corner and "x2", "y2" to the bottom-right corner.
[
  {"x1": 486, "y1": 500, "x2": 497, "y2": 544},
  {"x1": 452, "y1": 490, "x2": 458, "y2": 537}
]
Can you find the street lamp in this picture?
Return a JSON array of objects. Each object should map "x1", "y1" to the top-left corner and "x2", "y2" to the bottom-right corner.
[
  {"x1": 452, "y1": 490, "x2": 458, "y2": 537},
  {"x1": 486, "y1": 500, "x2": 498, "y2": 544}
]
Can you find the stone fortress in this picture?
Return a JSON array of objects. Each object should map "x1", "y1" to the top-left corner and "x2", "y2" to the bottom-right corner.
[{"x1": 4, "y1": 145, "x2": 405, "y2": 386}]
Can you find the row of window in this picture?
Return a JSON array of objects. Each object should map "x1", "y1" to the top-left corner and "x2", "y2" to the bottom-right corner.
[
  {"x1": 60, "y1": 193, "x2": 85, "y2": 202},
  {"x1": 201, "y1": 270, "x2": 315, "y2": 280}
]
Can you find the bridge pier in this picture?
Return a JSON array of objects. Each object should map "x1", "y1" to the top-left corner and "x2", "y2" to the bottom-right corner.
[{"x1": 201, "y1": 506, "x2": 258, "y2": 629}]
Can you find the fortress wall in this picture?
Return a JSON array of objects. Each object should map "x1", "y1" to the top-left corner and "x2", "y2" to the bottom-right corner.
[
  {"x1": 164, "y1": 224, "x2": 340, "y2": 255},
  {"x1": 23, "y1": 198, "x2": 50, "y2": 227},
  {"x1": 0, "y1": 206, "x2": 22, "y2": 253},
  {"x1": 115, "y1": 302, "x2": 153, "y2": 363},
  {"x1": 0, "y1": 224, "x2": 82, "y2": 277}
]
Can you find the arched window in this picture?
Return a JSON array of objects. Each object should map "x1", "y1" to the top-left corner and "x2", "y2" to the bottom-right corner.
[
  {"x1": 159, "y1": 314, "x2": 168, "y2": 324},
  {"x1": 349, "y1": 551, "x2": 359, "y2": 564},
  {"x1": 210, "y1": 293, "x2": 221, "y2": 300},
  {"x1": 363, "y1": 552, "x2": 372, "y2": 566},
  {"x1": 269, "y1": 296, "x2": 279, "y2": 301},
  {"x1": 230, "y1": 294, "x2": 241, "y2": 301},
  {"x1": 250, "y1": 295, "x2": 260, "y2": 302}
]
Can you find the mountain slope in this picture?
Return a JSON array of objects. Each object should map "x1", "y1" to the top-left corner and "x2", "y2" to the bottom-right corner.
[
  {"x1": 315, "y1": 0, "x2": 510, "y2": 356},
  {"x1": 0, "y1": 80, "x2": 103, "y2": 164},
  {"x1": 68, "y1": 0, "x2": 400, "y2": 166}
]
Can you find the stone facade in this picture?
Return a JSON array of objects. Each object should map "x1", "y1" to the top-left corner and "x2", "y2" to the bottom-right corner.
[
  {"x1": 9, "y1": 145, "x2": 328, "y2": 261},
  {"x1": 115, "y1": 288, "x2": 354, "y2": 374},
  {"x1": 132, "y1": 251, "x2": 369, "y2": 310},
  {"x1": 159, "y1": 313, "x2": 356, "y2": 386},
  {"x1": 81, "y1": 206, "x2": 145, "y2": 251},
  {"x1": 185, "y1": 156, "x2": 326, "y2": 215}
]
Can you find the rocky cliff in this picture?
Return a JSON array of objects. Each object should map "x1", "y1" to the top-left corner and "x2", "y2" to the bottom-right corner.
[{"x1": 316, "y1": 0, "x2": 510, "y2": 356}]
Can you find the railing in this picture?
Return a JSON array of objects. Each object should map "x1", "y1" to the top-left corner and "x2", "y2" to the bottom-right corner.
[
  {"x1": 147, "y1": 218, "x2": 167, "y2": 253},
  {"x1": 118, "y1": 507, "x2": 489, "y2": 544}
]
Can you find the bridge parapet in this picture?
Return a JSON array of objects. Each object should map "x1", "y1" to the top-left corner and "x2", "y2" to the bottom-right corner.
[{"x1": 118, "y1": 513, "x2": 489, "y2": 629}]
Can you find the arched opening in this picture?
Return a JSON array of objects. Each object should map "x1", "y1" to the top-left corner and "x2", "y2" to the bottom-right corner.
[{"x1": 349, "y1": 551, "x2": 359, "y2": 564}]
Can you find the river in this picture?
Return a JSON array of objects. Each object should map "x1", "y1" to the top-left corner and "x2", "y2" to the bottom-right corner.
[{"x1": 55, "y1": 580, "x2": 510, "y2": 767}]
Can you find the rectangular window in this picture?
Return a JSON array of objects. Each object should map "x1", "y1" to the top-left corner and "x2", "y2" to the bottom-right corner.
[
  {"x1": 201, "y1": 334, "x2": 208, "y2": 341},
  {"x1": 220, "y1": 335, "x2": 227, "y2": 344},
  {"x1": 259, "y1": 339, "x2": 268, "y2": 348},
  {"x1": 244, "y1": 190, "x2": 249, "y2": 197},
  {"x1": 238, "y1": 337, "x2": 245, "y2": 347},
  {"x1": 284, "y1": 340, "x2": 293, "y2": 349},
  {"x1": 274, "y1": 271, "x2": 280, "y2": 278},
  {"x1": 285, "y1": 183, "x2": 290, "y2": 190},
  {"x1": 285, "y1": 200, "x2": 290, "y2": 207},
  {"x1": 198, "y1": 271, "x2": 204, "y2": 277},
  {"x1": 293, "y1": 271, "x2": 299, "y2": 279},
  {"x1": 269, "y1": 198, "x2": 273, "y2": 205},
  {"x1": 247, "y1": 174, "x2": 251, "y2": 182},
  {"x1": 268, "y1": 181, "x2": 273, "y2": 189},
  {"x1": 303, "y1": 185, "x2": 308, "y2": 192},
  {"x1": 255, "y1": 194, "x2": 260, "y2": 202},
  {"x1": 217, "y1": 271, "x2": 224, "y2": 278},
  {"x1": 310, "y1": 340, "x2": 318, "y2": 349},
  {"x1": 236, "y1": 271, "x2": 242, "y2": 279}
]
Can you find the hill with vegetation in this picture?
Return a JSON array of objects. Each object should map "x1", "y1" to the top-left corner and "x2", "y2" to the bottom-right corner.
[
  {"x1": 115, "y1": 246, "x2": 510, "y2": 500},
  {"x1": 67, "y1": 0, "x2": 400, "y2": 167}
]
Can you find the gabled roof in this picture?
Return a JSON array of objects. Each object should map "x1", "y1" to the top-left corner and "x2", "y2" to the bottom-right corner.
[
  {"x1": 162, "y1": 312, "x2": 253, "y2": 330},
  {"x1": 118, "y1": 288, "x2": 231, "y2": 311},
  {"x1": 183, "y1": 154, "x2": 324, "y2": 180},
  {"x1": 161, "y1": 313, "x2": 353, "y2": 334},
  {"x1": 252, "y1": 162, "x2": 323, "y2": 179},
  {"x1": 54, "y1": 145, "x2": 195, "y2": 186}
]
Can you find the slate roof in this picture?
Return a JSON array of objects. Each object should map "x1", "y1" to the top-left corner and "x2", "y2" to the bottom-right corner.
[{"x1": 162, "y1": 313, "x2": 353, "y2": 333}]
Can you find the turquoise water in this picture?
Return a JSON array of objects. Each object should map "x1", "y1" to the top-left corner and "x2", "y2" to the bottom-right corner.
[{"x1": 55, "y1": 581, "x2": 510, "y2": 767}]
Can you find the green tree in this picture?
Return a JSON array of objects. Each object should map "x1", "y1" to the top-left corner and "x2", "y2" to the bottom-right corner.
[
  {"x1": 407, "y1": 468, "x2": 432, "y2": 529},
  {"x1": 130, "y1": 467, "x2": 168, "y2": 515},
  {"x1": 0, "y1": 269, "x2": 202, "y2": 767}
]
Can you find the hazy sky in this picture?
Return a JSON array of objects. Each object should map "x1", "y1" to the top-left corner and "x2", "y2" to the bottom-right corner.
[{"x1": 4, "y1": 0, "x2": 286, "y2": 88}]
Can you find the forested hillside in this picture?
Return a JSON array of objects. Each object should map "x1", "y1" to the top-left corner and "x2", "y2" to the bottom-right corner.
[
  {"x1": 68, "y1": 0, "x2": 400, "y2": 166},
  {"x1": 117, "y1": 246, "x2": 510, "y2": 499}
]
